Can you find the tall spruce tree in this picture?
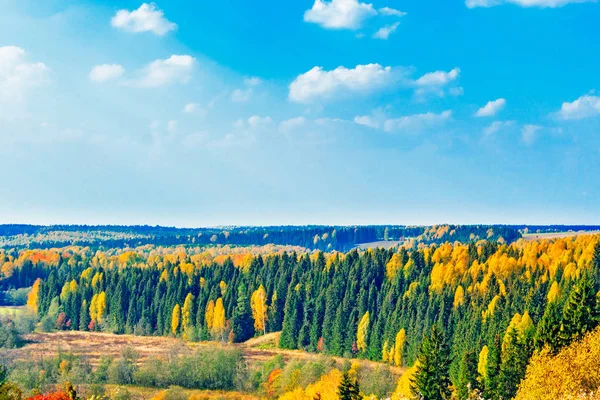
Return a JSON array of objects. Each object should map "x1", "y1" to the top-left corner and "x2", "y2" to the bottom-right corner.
[
  {"x1": 559, "y1": 273, "x2": 599, "y2": 347},
  {"x1": 232, "y1": 284, "x2": 254, "y2": 343},
  {"x1": 499, "y1": 329, "x2": 529, "y2": 400},
  {"x1": 412, "y1": 324, "x2": 452, "y2": 400},
  {"x1": 535, "y1": 300, "x2": 562, "y2": 353},
  {"x1": 457, "y1": 350, "x2": 480, "y2": 400},
  {"x1": 338, "y1": 372, "x2": 361, "y2": 400}
]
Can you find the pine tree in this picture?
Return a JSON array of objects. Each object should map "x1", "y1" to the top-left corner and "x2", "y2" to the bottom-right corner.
[
  {"x1": 535, "y1": 300, "x2": 562, "y2": 353},
  {"x1": 79, "y1": 299, "x2": 90, "y2": 331},
  {"x1": 559, "y1": 273, "x2": 599, "y2": 347},
  {"x1": 457, "y1": 350, "x2": 479, "y2": 400},
  {"x1": 412, "y1": 324, "x2": 452, "y2": 400},
  {"x1": 232, "y1": 284, "x2": 254, "y2": 343},
  {"x1": 484, "y1": 335, "x2": 502, "y2": 400},
  {"x1": 338, "y1": 371, "x2": 361, "y2": 400},
  {"x1": 499, "y1": 328, "x2": 529, "y2": 400}
]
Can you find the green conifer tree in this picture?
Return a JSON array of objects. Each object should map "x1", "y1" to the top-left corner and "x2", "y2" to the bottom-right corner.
[
  {"x1": 457, "y1": 350, "x2": 480, "y2": 400},
  {"x1": 559, "y1": 274, "x2": 599, "y2": 347},
  {"x1": 232, "y1": 284, "x2": 254, "y2": 343},
  {"x1": 412, "y1": 324, "x2": 452, "y2": 400},
  {"x1": 338, "y1": 372, "x2": 361, "y2": 400}
]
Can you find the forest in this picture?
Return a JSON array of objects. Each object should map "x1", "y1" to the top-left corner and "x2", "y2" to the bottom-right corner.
[
  {"x1": 0, "y1": 224, "x2": 531, "y2": 251},
  {"x1": 0, "y1": 227, "x2": 599, "y2": 399}
]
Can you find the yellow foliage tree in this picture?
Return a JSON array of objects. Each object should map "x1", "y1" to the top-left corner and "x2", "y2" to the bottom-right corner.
[
  {"x1": 394, "y1": 328, "x2": 406, "y2": 367},
  {"x1": 205, "y1": 300, "x2": 215, "y2": 331},
  {"x1": 171, "y1": 304, "x2": 181, "y2": 335},
  {"x1": 182, "y1": 293, "x2": 194, "y2": 337},
  {"x1": 516, "y1": 327, "x2": 600, "y2": 399},
  {"x1": 89, "y1": 291, "x2": 107, "y2": 324},
  {"x1": 453, "y1": 285, "x2": 465, "y2": 308},
  {"x1": 27, "y1": 278, "x2": 41, "y2": 314},
  {"x1": 478, "y1": 346, "x2": 489, "y2": 381},
  {"x1": 386, "y1": 254, "x2": 403, "y2": 281},
  {"x1": 212, "y1": 298, "x2": 226, "y2": 340},
  {"x1": 251, "y1": 284, "x2": 268, "y2": 335},
  {"x1": 547, "y1": 281, "x2": 560, "y2": 303},
  {"x1": 357, "y1": 311, "x2": 370, "y2": 353}
]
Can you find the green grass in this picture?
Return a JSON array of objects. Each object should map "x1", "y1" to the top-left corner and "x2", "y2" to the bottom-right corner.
[{"x1": 0, "y1": 306, "x2": 27, "y2": 316}]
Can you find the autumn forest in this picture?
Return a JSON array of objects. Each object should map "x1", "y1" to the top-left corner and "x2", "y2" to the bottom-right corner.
[{"x1": 0, "y1": 225, "x2": 600, "y2": 400}]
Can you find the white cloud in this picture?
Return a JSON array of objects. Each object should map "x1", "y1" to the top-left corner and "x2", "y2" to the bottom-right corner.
[
  {"x1": 466, "y1": 0, "x2": 596, "y2": 8},
  {"x1": 111, "y1": 3, "x2": 177, "y2": 35},
  {"x1": 555, "y1": 94, "x2": 600, "y2": 120},
  {"x1": 354, "y1": 115, "x2": 380, "y2": 129},
  {"x1": 244, "y1": 77, "x2": 262, "y2": 86},
  {"x1": 279, "y1": 117, "x2": 307, "y2": 133},
  {"x1": 183, "y1": 103, "x2": 199, "y2": 113},
  {"x1": 0, "y1": 46, "x2": 49, "y2": 103},
  {"x1": 89, "y1": 64, "x2": 124, "y2": 82},
  {"x1": 133, "y1": 55, "x2": 194, "y2": 88},
  {"x1": 373, "y1": 22, "x2": 400, "y2": 40},
  {"x1": 483, "y1": 120, "x2": 514, "y2": 135},
  {"x1": 415, "y1": 68, "x2": 460, "y2": 87},
  {"x1": 384, "y1": 110, "x2": 452, "y2": 133},
  {"x1": 304, "y1": 0, "x2": 378, "y2": 30},
  {"x1": 378, "y1": 7, "x2": 407, "y2": 16},
  {"x1": 413, "y1": 68, "x2": 462, "y2": 100},
  {"x1": 248, "y1": 115, "x2": 273, "y2": 128},
  {"x1": 289, "y1": 63, "x2": 397, "y2": 103},
  {"x1": 522, "y1": 124, "x2": 542, "y2": 144},
  {"x1": 231, "y1": 77, "x2": 263, "y2": 102},
  {"x1": 232, "y1": 88, "x2": 252, "y2": 102},
  {"x1": 475, "y1": 98, "x2": 506, "y2": 117}
]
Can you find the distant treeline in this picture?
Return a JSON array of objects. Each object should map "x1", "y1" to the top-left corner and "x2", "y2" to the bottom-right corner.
[{"x1": 0, "y1": 224, "x2": 524, "y2": 251}]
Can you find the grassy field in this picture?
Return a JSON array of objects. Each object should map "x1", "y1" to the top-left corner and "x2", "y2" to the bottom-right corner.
[
  {"x1": 522, "y1": 230, "x2": 600, "y2": 241},
  {"x1": 4, "y1": 330, "x2": 403, "y2": 399},
  {"x1": 102, "y1": 385, "x2": 259, "y2": 400},
  {"x1": 0, "y1": 306, "x2": 27, "y2": 316},
  {"x1": 10, "y1": 330, "x2": 403, "y2": 374}
]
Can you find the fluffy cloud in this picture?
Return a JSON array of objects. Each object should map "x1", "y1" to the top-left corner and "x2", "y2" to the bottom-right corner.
[
  {"x1": 304, "y1": 0, "x2": 377, "y2": 30},
  {"x1": 89, "y1": 64, "x2": 124, "y2": 82},
  {"x1": 111, "y1": 3, "x2": 177, "y2": 35},
  {"x1": 0, "y1": 46, "x2": 49, "y2": 103},
  {"x1": 522, "y1": 124, "x2": 542, "y2": 144},
  {"x1": 354, "y1": 115, "x2": 380, "y2": 129},
  {"x1": 475, "y1": 98, "x2": 506, "y2": 117},
  {"x1": 466, "y1": 0, "x2": 596, "y2": 8},
  {"x1": 289, "y1": 63, "x2": 397, "y2": 103},
  {"x1": 373, "y1": 22, "x2": 400, "y2": 40},
  {"x1": 413, "y1": 68, "x2": 461, "y2": 99},
  {"x1": 133, "y1": 55, "x2": 194, "y2": 88},
  {"x1": 415, "y1": 68, "x2": 460, "y2": 87},
  {"x1": 555, "y1": 94, "x2": 600, "y2": 120},
  {"x1": 384, "y1": 110, "x2": 452, "y2": 133},
  {"x1": 231, "y1": 77, "x2": 262, "y2": 102},
  {"x1": 183, "y1": 103, "x2": 199, "y2": 113},
  {"x1": 247, "y1": 115, "x2": 273, "y2": 128},
  {"x1": 279, "y1": 117, "x2": 307, "y2": 133},
  {"x1": 378, "y1": 7, "x2": 407, "y2": 16},
  {"x1": 483, "y1": 120, "x2": 514, "y2": 135}
]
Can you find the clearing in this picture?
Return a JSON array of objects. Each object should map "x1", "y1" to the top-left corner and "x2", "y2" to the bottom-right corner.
[
  {"x1": 522, "y1": 230, "x2": 600, "y2": 241},
  {"x1": 9, "y1": 330, "x2": 404, "y2": 374}
]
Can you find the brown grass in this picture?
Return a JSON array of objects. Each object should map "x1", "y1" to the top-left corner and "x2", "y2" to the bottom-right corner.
[
  {"x1": 522, "y1": 231, "x2": 600, "y2": 241},
  {"x1": 9, "y1": 330, "x2": 404, "y2": 375}
]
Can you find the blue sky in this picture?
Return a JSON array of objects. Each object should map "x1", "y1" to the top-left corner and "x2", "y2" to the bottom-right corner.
[{"x1": 0, "y1": 0, "x2": 599, "y2": 226}]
